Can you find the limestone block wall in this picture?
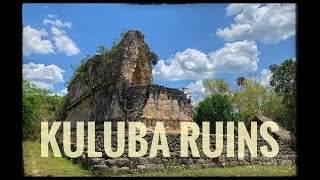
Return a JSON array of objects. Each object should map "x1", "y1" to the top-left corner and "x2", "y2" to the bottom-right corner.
[
  {"x1": 65, "y1": 84, "x2": 192, "y2": 130},
  {"x1": 68, "y1": 76, "x2": 90, "y2": 106},
  {"x1": 143, "y1": 93, "x2": 191, "y2": 121},
  {"x1": 56, "y1": 131, "x2": 296, "y2": 173},
  {"x1": 122, "y1": 84, "x2": 192, "y2": 129},
  {"x1": 120, "y1": 30, "x2": 152, "y2": 85},
  {"x1": 91, "y1": 91, "x2": 125, "y2": 123},
  {"x1": 142, "y1": 91, "x2": 192, "y2": 130},
  {"x1": 66, "y1": 95, "x2": 93, "y2": 126}
]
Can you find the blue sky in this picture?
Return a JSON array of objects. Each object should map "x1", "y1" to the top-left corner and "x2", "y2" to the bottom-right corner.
[{"x1": 22, "y1": 3, "x2": 296, "y2": 104}]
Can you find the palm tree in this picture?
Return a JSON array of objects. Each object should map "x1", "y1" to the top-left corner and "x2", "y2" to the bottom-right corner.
[{"x1": 236, "y1": 77, "x2": 246, "y2": 89}]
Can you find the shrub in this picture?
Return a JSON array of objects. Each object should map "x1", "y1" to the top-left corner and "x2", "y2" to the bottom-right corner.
[{"x1": 193, "y1": 93, "x2": 234, "y2": 133}]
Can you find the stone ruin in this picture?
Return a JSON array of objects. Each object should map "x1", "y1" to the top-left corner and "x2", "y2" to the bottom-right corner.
[
  {"x1": 63, "y1": 30, "x2": 192, "y2": 130},
  {"x1": 57, "y1": 131, "x2": 296, "y2": 174},
  {"x1": 58, "y1": 30, "x2": 297, "y2": 174}
]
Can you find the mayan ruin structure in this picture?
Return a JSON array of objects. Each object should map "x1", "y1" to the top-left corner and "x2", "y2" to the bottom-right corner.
[
  {"x1": 62, "y1": 30, "x2": 192, "y2": 130},
  {"x1": 55, "y1": 30, "x2": 296, "y2": 173}
]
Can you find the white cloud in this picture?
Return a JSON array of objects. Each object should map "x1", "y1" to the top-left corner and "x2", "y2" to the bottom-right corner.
[
  {"x1": 259, "y1": 69, "x2": 272, "y2": 87},
  {"x1": 153, "y1": 40, "x2": 259, "y2": 81},
  {"x1": 153, "y1": 49, "x2": 213, "y2": 81},
  {"x1": 51, "y1": 26, "x2": 63, "y2": 35},
  {"x1": 48, "y1": 14, "x2": 57, "y2": 19},
  {"x1": 217, "y1": 3, "x2": 296, "y2": 43},
  {"x1": 23, "y1": 15, "x2": 79, "y2": 56},
  {"x1": 23, "y1": 25, "x2": 54, "y2": 56},
  {"x1": 57, "y1": 88, "x2": 68, "y2": 96},
  {"x1": 23, "y1": 62, "x2": 65, "y2": 90},
  {"x1": 43, "y1": 17, "x2": 72, "y2": 28},
  {"x1": 243, "y1": 69, "x2": 273, "y2": 87},
  {"x1": 226, "y1": 3, "x2": 259, "y2": 16},
  {"x1": 208, "y1": 40, "x2": 259, "y2": 73},
  {"x1": 51, "y1": 26, "x2": 80, "y2": 56},
  {"x1": 185, "y1": 80, "x2": 207, "y2": 105}
]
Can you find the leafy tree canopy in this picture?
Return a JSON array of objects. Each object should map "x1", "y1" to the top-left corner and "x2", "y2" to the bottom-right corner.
[{"x1": 193, "y1": 93, "x2": 234, "y2": 133}]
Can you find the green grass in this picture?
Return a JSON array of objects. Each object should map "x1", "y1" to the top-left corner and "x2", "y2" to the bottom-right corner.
[
  {"x1": 23, "y1": 141, "x2": 91, "y2": 177},
  {"x1": 113, "y1": 165, "x2": 296, "y2": 177},
  {"x1": 23, "y1": 141, "x2": 296, "y2": 177}
]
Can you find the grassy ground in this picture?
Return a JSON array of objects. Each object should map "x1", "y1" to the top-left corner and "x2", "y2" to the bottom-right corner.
[
  {"x1": 23, "y1": 141, "x2": 296, "y2": 177},
  {"x1": 23, "y1": 141, "x2": 91, "y2": 176},
  {"x1": 113, "y1": 165, "x2": 296, "y2": 177}
]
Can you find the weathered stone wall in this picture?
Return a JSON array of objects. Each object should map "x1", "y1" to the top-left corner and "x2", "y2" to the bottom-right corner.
[
  {"x1": 64, "y1": 30, "x2": 192, "y2": 129},
  {"x1": 120, "y1": 31, "x2": 152, "y2": 85},
  {"x1": 142, "y1": 89, "x2": 191, "y2": 122},
  {"x1": 57, "y1": 131, "x2": 296, "y2": 173},
  {"x1": 66, "y1": 95, "x2": 93, "y2": 124},
  {"x1": 141, "y1": 85, "x2": 192, "y2": 130},
  {"x1": 67, "y1": 76, "x2": 91, "y2": 109},
  {"x1": 65, "y1": 84, "x2": 192, "y2": 129},
  {"x1": 121, "y1": 84, "x2": 192, "y2": 130}
]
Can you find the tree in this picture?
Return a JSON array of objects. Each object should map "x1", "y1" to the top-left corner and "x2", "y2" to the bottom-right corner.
[
  {"x1": 22, "y1": 80, "x2": 62, "y2": 140},
  {"x1": 233, "y1": 80, "x2": 268, "y2": 122},
  {"x1": 97, "y1": 45, "x2": 108, "y2": 54},
  {"x1": 193, "y1": 94, "x2": 234, "y2": 133},
  {"x1": 236, "y1": 77, "x2": 246, "y2": 89},
  {"x1": 150, "y1": 51, "x2": 159, "y2": 65},
  {"x1": 203, "y1": 78, "x2": 229, "y2": 95},
  {"x1": 270, "y1": 58, "x2": 296, "y2": 99},
  {"x1": 233, "y1": 77, "x2": 286, "y2": 125},
  {"x1": 57, "y1": 94, "x2": 70, "y2": 121},
  {"x1": 269, "y1": 58, "x2": 296, "y2": 133},
  {"x1": 262, "y1": 92, "x2": 286, "y2": 124}
]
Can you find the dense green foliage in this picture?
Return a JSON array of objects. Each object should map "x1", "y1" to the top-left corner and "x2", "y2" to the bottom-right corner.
[
  {"x1": 193, "y1": 93, "x2": 234, "y2": 133},
  {"x1": 193, "y1": 58, "x2": 296, "y2": 133},
  {"x1": 150, "y1": 51, "x2": 159, "y2": 65},
  {"x1": 233, "y1": 79, "x2": 285, "y2": 124},
  {"x1": 65, "y1": 55, "x2": 90, "y2": 87},
  {"x1": 203, "y1": 78, "x2": 229, "y2": 95},
  {"x1": 66, "y1": 30, "x2": 129, "y2": 90},
  {"x1": 269, "y1": 58, "x2": 296, "y2": 133},
  {"x1": 236, "y1": 77, "x2": 246, "y2": 89},
  {"x1": 22, "y1": 80, "x2": 62, "y2": 140},
  {"x1": 57, "y1": 94, "x2": 70, "y2": 121}
]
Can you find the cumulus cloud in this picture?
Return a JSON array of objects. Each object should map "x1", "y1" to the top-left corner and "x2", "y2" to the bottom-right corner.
[
  {"x1": 23, "y1": 25, "x2": 54, "y2": 56},
  {"x1": 57, "y1": 88, "x2": 68, "y2": 96},
  {"x1": 153, "y1": 40, "x2": 259, "y2": 81},
  {"x1": 243, "y1": 69, "x2": 273, "y2": 87},
  {"x1": 259, "y1": 69, "x2": 272, "y2": 87},
  {"x1": 217, "y1": 3, "x2": 296, "y2": 43},
  {"x1": 209, "y1": 40, "x2": 259, "y2": 73},
  {"x1": 23, "y1": 15, "x2": 79, "y2": 56},
  {"x1": 153, "y1": 49, "x2": 213, "y2": 81},
  {"x1": 23, "y1": 62, "x2": 65, "y2": 90},
  {"x1": 226, "y1": 3, "x2": 259, "y2": 16},
  {"x1": 185, "y1": 80, "x2": 207, "y2": 105},
  {"x1": 43, "y1": 15, "x2": 72, "y2": 28},
  {"x1": 51, "y1": 26, "x2": 80, "y2": 56}
]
